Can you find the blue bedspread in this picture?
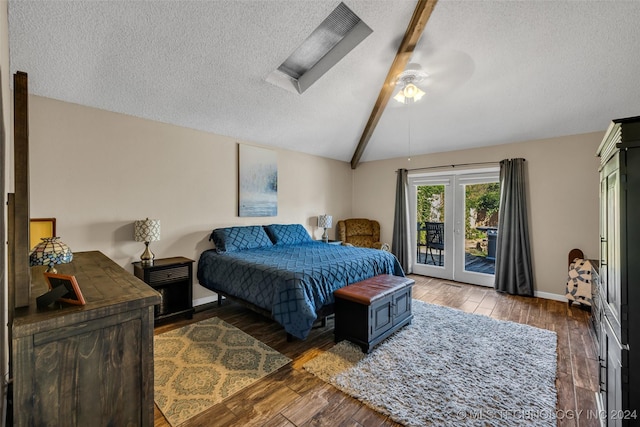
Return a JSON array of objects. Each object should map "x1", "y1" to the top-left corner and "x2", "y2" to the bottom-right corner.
[{"x1": 197, "y1": 241, "x2": 404, "y2": 339}]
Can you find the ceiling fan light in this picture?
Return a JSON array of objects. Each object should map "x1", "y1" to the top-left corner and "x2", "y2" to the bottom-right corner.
[
  {"x1": 413, "y1": 87, "x2": 425, "y2": 101},
  {"x1": 394, "y1": 83, "x2": 425, "y2": 104},
  {"x1": 393, "y1": 91, "x2": 406, "y2": 104},
  {"x1": 403, "y1": 83, "x2": 418, "y2": 98}
]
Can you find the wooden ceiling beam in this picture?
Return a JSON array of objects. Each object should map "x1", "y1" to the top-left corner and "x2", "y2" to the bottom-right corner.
[{"x1": 350, "y1": 0, "x2": 438, "y2": 169}]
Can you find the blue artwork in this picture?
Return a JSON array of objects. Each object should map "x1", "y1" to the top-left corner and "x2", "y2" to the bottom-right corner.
[{"x1": 238, "y1": 144, "x2": 278, "y2": 217}]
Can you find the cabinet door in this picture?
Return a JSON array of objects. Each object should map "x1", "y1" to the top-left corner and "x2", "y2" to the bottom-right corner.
[
  {"x1": 601, "y1": 156, "x2": 622, "y2": 327},
  {"x1": 370, "y1": 296, "x2": 393, "y2": 338},
  {"x1": 598, "y1": 318, "x2": 608, "y2": 415},
  {"x1": 603, "y1": 316, "x2": 625, "y2": 427},
  {"x1": 18, "y1": 314, "x2": 149, "y2": 426},
  {"x1": 393, "y1": 288, "x2": 412, "y2": 325}
]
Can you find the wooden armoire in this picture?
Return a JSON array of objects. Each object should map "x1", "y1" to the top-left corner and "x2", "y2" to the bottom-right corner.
[{"x1": 595, "y1": 116, "x2": 640, "y2": 425}]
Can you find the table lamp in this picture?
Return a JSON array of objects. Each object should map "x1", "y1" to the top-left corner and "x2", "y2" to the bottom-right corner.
[
  {"x1": 29, "y1": 237, "x2": 73, "y2": 273},
  {"x1": 134, "y1": 218, "x2": 161, "y2": 265},
  {"x1": 318, "y1": 214, "x2": 333, "y2": 242}
]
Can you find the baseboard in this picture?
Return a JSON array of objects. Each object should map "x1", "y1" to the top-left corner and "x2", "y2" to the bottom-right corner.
[
  {"x1": 193, "y1": 294, "x2": 220, "y2": 307},
  {"x1": 534, "y1": 290, "x2": 567, "y2": 302}
]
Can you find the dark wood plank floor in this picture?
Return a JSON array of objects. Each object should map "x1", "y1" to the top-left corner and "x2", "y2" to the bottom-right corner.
[{"x1": 154, "y1": 275, "x2": 599, "y2": 427}]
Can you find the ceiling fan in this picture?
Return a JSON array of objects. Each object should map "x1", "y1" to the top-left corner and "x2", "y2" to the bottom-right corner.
[{"x1": 393, "y1": 63, "x2": 428, "y2": 104}]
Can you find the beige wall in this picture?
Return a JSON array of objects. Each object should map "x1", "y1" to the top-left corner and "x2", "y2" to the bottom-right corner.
[
  {"x1": 28, "y1": 96, "x2": 353, "y2": 303},
  {"x1": 352, "y1": 132, "x2": 602, "y2": 297},
  {"x1": 24, "y1": 90, "x2": 607, "y2": 303},
  {"x1": 28, "y1": 93, "x2": 603, "y2": 300}
]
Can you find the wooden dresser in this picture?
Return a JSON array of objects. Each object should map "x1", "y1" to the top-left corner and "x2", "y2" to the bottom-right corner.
[{"x1": 12, "y1": 251, "x2": 161, "y2": 426}]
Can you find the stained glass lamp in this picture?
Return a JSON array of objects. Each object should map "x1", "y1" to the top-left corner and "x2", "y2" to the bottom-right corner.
[
  {"x1": 29, "y1": 237, "x2": 73, "y2": 273},
  {"x1": 134, "y1": 218, "x2": 161, "y2": 265},
  {"x1": 317, "y1": 214, "x2": 333, "y2": 242}
]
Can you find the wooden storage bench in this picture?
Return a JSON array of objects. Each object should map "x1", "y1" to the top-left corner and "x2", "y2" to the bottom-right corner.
[{"x1": 334, "y1": 274, "x2": 414, "y2": 353}]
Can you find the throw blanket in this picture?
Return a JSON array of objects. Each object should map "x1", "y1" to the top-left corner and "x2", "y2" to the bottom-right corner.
[{"x1": 566, "y1": 258, "x2": 593, "y2": 306}]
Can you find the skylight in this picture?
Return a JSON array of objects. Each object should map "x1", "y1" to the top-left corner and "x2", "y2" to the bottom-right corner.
[{"x1": 266, "y1": 2, "x2": 372, "y2": 94}]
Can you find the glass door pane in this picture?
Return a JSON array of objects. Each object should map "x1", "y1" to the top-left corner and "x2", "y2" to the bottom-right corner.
[
  {"x1": 453, "y1": 174, "x2": 500, "y2": 286},
  {"x1": 463, "y1": 182, "x2": 499, "y2": 275},
  {"x1": 416, "y1": 184, "x2": 445, "y2": 267},
  {"x1": 410, "y1": 176, "x2": 454, "y2": 280}
]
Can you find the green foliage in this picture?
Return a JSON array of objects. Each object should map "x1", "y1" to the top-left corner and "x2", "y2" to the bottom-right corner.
[
  {"x1": 464, "y1": 183, "x2": 500, "y2": 239},
  {"x1": 416, "y1": 185, "x2": 445, "y2": 223},
  {"x1": 416, "y1": 185, "x2": 444, "y2": 245}
]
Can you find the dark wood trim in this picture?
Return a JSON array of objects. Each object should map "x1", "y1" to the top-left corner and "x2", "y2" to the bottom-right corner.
[
  {"x1": 0, "y1": 70, "x2": 6, "y2": 419},
  {"x1": 350, "y1": 0, "x2": 438, "y2": 169},
  {"x1": 13, "y1": 71, "x2": 31, "y2": 308},
  {"x1": 7, "y1": 194, "x2": 15, "y2": 377}
]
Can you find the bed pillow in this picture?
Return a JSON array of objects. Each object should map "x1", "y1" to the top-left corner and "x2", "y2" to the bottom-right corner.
[
  {"x1": 210, "y1": 226, "x2": 273, "y2": 252},
  {"x1": 264, "y1": 224, "x2": 313, "y2": 245}
]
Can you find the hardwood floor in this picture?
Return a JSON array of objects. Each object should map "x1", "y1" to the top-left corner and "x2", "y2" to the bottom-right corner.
[{"x1": 154, "y1": 275, "x2": 600, "y2": 427}]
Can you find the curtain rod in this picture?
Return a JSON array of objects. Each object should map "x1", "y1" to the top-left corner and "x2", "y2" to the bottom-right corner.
[{"x1": 397, "y1": 159, "x2": 525, "y2": 173}]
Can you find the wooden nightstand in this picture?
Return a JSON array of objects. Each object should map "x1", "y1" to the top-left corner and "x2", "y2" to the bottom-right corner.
[{"x1": 133, "y1": 256, "x2": 195, "y2": 321}]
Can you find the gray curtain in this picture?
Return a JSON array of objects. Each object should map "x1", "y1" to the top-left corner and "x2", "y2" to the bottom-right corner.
[
  {"x1": 494, "y1": 158, "x2": 534, "y2": 296},
  {"x1": 392, "y1": 169, "x2": 411, "y2": 273}
]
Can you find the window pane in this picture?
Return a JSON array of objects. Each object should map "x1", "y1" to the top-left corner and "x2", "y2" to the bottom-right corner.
[
  {"x1": 463, "y1": 183, "x2": 499, "y2": 275},
  {"x1": 417, "y1": 185, "x2": 445, "y2": 267}
]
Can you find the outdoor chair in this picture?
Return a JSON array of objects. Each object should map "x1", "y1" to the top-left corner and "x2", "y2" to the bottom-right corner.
[{"x1": 426, "y1": 222, "x2": 444, "y2": 266}]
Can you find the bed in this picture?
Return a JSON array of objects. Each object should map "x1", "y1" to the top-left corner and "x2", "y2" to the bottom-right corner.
[{"x1": 197, "y1": 224, "x2": 404, "y2": 339}]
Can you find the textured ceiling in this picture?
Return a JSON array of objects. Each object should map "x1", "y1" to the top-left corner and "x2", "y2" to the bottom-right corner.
[{"x1": 8, "y1": 0, "x2": 640, "y2": 163}]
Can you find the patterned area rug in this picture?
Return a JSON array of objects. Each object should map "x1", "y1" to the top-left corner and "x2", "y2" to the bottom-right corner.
[
  {"x1": 304, "y1": 300, "x2": 557, "y2": 426},
  {"x1": 154, "y1": 317, "x2": 291, "y2": 426}
]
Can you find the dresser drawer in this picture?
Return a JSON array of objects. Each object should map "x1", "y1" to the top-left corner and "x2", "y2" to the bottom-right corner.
[{"x1": 148, "y1": 265, "x2": 190, "y2": 285}]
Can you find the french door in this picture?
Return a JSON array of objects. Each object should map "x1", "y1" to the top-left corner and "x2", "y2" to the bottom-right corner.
[{"x1": 409, "y1": 168, "x2": 500, "y2": 287}]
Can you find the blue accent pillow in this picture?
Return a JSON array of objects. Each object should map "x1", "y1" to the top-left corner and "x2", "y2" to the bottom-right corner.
[
  {"x1": 210, "y1": 226, "x2": 273, "y2": 252},
  {"x1": 264, "y1": 224, "x2": 313, "y2": 245}
]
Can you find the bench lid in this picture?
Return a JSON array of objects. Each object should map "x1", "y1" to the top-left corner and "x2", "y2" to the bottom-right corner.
[{"x1": 334, "y1": 274, "x2": 414, "y2": 305}]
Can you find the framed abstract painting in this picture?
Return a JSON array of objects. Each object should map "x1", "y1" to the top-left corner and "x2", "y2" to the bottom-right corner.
[{"x1": 238, "y1": 144, "x2": 278, "y2": 217}]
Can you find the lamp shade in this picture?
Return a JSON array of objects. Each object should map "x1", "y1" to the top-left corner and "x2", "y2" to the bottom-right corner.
[
  {"x1": 393, "y1": 83, "x2": 425, "y2": 104},
  {"x1": 29, "y1": 237, "x2": 73, "y2": 270},
  {"x1": 134, "y1": 218, "x2": 161, "y2": 242},
  {"x1": 318, "y1": 215, "x2": 333, "y2": 229}
]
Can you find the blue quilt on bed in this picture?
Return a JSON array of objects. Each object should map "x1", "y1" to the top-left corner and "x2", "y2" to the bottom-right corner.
[{"x1": 197, "y1": 241, "x2": 404, "y2": 339}]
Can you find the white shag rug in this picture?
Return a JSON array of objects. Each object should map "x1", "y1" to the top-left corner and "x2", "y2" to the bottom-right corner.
[{"x1": 303, "y1": 300, "x2": 557, "y2": 426}]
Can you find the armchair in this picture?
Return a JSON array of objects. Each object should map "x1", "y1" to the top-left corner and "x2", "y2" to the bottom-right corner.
[{"x1": 337, "y1": 218, "x2": 386, "y2": 250}]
